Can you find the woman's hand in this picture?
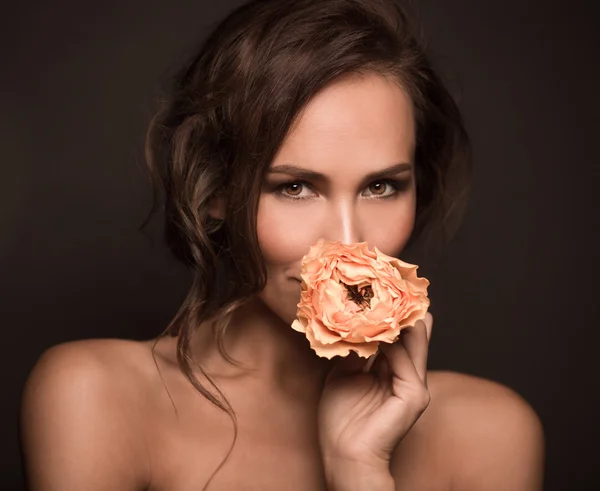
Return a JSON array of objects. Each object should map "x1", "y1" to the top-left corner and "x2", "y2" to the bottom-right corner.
[{"x1": 318, "y1": 313, "x2": 433, "y2": 485}]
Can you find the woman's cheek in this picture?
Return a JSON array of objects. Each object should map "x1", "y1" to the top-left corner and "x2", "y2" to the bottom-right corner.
[
  {"x1": 256, "y1": 197, "x2": 316, "y2": 265},
  {"x1": 363, "y1": 204, "x2": 416, "y2": 257}
]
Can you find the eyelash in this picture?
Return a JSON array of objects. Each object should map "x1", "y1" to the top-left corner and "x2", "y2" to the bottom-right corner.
[{"x1": 272, "y1": 179, "x2": 410, "y2": 201}]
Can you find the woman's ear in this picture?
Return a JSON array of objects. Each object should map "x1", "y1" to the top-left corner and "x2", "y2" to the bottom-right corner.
[{"x1": 208, "y1": 193, "x2": 226, "y2": 220}]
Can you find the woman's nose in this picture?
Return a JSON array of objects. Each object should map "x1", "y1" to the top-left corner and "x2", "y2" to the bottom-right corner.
[{"x1": 321, "y1": 201, "x2": 363, "y2": 245}]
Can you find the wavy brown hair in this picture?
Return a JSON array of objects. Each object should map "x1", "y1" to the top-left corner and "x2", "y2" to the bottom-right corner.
[{"x1": 140, "y1": 0, "x2": 472, "y2": 485}]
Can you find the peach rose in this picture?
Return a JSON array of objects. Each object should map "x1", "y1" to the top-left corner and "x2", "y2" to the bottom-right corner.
[{"x1": 291, "y1": 238, "x2": 430, "y2": 359}]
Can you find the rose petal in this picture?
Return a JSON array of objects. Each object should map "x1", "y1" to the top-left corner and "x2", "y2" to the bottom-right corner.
[{"x1": 292, "y1": 239, "x2": 430, "y2": 359}]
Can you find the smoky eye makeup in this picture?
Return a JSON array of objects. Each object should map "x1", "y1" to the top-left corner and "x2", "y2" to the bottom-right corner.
[{"x1": 268, "y1": 177, "x2": 412, "y2": 201}]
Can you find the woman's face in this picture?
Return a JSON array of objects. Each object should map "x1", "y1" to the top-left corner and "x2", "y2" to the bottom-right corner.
[{"x1": 257, "y1": 72, "x2": 417, "y2": 327}]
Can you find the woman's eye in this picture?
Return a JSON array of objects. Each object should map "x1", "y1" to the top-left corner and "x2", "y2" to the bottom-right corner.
[
  {"x1": 272, "y1": 181, "x2": 315, "y2": 200},
  {"x1": 273, "y1": 179, "x2": 409, "y2": 201},
  {"x1": 363, "y1": 181, "x2": 401, "y2": 198}
]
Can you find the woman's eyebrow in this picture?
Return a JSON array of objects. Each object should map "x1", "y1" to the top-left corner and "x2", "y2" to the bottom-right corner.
[{"x1": 267, "y1": 162, "x2": 412, "y2": 183}]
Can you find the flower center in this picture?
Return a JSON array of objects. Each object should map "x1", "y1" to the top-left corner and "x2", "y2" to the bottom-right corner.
[{"x1": 341, "y1": 282, "x2": 374, "y2": 310}]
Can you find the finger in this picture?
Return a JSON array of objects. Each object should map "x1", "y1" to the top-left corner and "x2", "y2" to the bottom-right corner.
[
  {"x1": 424, "y1": 312, "x2": 433, "y2": 343},
  {"x1": 396, "y1": 319, "x2": 429, "y2": 386},
  {"x1": 373, "y1": 350, "x2": 391, "y2": 382},
  {"x1": 327, "y1": 351, "x2": 369, "y2": 381},
  {"x1": 380, "y1": 337, "x2": 423, "y2": 388},
  {"x1": 362, "y1": 351, "x2": 379, "y2": 374}
]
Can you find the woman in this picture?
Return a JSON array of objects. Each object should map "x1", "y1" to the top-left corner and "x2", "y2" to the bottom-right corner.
[{"x1": 19, "y1": 0, "x2": 545, "y2": 489}]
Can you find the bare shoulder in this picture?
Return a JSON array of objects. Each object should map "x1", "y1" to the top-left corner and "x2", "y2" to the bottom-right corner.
[
  {"x1": 22, "y1": 338, "x2": 154, "y2": 404},
  {"x1": 20, "y1": 338, "x2": 153, "y2": 490},
  {"x1": 427, "y1": 370, "x2": 544, "y2": 432},
  {"x1": 425, "y1": 370, "x2": 545, "y2": 491}
]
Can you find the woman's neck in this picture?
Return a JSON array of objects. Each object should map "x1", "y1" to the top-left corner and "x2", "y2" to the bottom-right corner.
[{"x1": 188, "y1": 296, "x2": 331, "y2": 400}]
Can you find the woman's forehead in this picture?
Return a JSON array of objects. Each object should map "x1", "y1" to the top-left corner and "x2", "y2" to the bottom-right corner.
[{"x1": 273, "y1": 73, "x2": 416, "y2": 174}]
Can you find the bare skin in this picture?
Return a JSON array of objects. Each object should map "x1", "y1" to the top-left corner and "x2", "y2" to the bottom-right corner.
[
  {"x1": 20, "y1": 73, "x2": 544, "y2": 490},
  {"x1": 20, "y1": 333, "x2": 544, "y2": 490}
]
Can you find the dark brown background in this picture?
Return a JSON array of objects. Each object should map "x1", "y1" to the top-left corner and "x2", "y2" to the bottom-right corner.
[{"x1": 4, "y1": 1, "x2": 599, "y2": 490}]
